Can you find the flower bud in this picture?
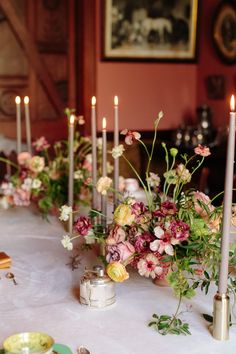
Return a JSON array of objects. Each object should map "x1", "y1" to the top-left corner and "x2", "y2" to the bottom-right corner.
[{"x1": 170, "y1": 148, "x2": 178, "y2": 157}]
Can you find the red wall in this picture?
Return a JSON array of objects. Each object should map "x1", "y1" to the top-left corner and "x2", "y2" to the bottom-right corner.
[
  {"x1": 197, "y1": 0, "x2": 235, "y2": 128},
  {"x1": 95, "y1": 0, "x2": 235, "y2": 132}
]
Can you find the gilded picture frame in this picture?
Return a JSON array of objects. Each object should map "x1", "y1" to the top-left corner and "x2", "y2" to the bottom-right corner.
[{"x1": 103, "y1": 0, "x2": 199, "y2": 62}]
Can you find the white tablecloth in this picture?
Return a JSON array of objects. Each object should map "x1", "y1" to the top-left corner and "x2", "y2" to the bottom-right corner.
[{"x1": 0, "y1": 207, "x2": 236, "y2": 354}]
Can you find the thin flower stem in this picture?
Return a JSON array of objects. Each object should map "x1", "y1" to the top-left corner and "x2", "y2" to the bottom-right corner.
[
  {"x1": 163, "y1": 295, "x2": 182, "y2": 335},
  {"x1": 0, "y1": 157, "x2": 19, "y2": 170},
  {"x1": 122, "y1": 154, "x2": 152, "y2": 209},
  {"x1": 139, "y1": 139, "x2": 150, "y2": 160}
]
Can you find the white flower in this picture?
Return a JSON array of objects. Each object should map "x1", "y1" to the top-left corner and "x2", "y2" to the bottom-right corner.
[
  {"x1": 96, "y1": 176, "x2": 112, "y2": 195},
  {"x1": 176, "y1": 164, "x2": 191, "y2": 183},
  {"x1": 28, "y1": 156, "x2": 45, "y2": 173},
  {"x1": 0, "y1": 196, "x2": 10, "y2": 210},
  {"x1": 150, "y1": 239, "x2": 174, "y2": 256},
  {"x1": 84, "y1": 229, "x2": 95, "y2": 244},
  {"x1": 74, "y1": 170, "x2": 83, "y2": 180},
  {"x1": 154, "y1": 225, "x2": 164, "y2": 238},
  {"x1": 61, "y1": 235, "x2": 73, "y2": 251},
  {"x1": 32, "y1": 179, "x2": 42, "y2": 189},
  {"x1": 112, "y1": 144, "x2": 125, "y2": 159},
  {"x1": 107, "y1": 161, "x2": 114, "y2": 174},
  {"x1": 22, "y1": 178, "x2": 32, "y2": 191},
  {"x1": 59, "y1": 205, "x2": 72, "y2": 221},
  {"x1": 1, "y1": 182, "x2": 14, "y2": 196},
  {"x1": 97, "y1": 137, "x2": 103, "y2": 150},
  {"x1": 85, "y1": 154, "x2": 92, "y2": 164},
  {"x1": 147, "y1": 172, "x2": 160, "y2": 188},
  {"x1": 137, "y1": 254, "x2": 163, "y2": 279}
]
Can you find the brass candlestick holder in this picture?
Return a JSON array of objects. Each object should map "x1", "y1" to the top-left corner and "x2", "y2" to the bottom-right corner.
[{"x1": 211, "y1": 292, "x2": 230, "y2": 340}]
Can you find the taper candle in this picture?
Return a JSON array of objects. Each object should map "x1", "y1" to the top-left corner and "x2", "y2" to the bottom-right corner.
[
  {"x1": 218, "y1": 95, "x2": 235, "y2": 295},
  {"x1": 114, "y1": 95, "x2": 119, "y2": 207},
  {"x1": 24, "y1": 96, "x2": 32, "y2": 154},
  {"x1": 91, "y1": 96, "x2": 97, "y2": 209},
  {"x1": 15, "y1": 96, "x2": 21, "y2": 155},
  {"x1": 68, "y1": 114, "x2": 75, "y2": 208},
  {"x1": 102, "y1": 117, "x2": 107, "y2": 226}
]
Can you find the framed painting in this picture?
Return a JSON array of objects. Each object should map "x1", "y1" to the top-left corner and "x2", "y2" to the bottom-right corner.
[
  {"x1": 103, "y1": 0, "x2": 199, "y2": 62},
  {"x1": 212, "y1": 1, "x2": 236, "y2": 65}
]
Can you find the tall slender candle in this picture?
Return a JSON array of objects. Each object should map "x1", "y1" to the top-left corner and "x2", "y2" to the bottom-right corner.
[
  {"x1": 68, "y1": 114, "x2": 75, "y2": 235},
  {"x1": 91, "y1": 96, "x2": 97, "y2": 209},
  {"x1": 102, "y1": 117, "x2": 107, "y2": 227},
  {"x1": 114, "y1": 95, "x2": 119, "y2": 208},
  {"x1": 15, "y1": 96, "x2": 21, "y2": 155},
  {"x1": 218, "y1": 94, "x2": 235, "y2": 295},
  {"x1": 24, "y1": 96, "x2": 32, "y2": 155}
]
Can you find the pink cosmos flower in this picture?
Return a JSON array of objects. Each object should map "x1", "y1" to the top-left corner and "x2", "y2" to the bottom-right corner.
[
  {"x1": 17, "y1": 152, "x2": 32, "y2": 166},
  {"x1": 170, "y1": 220, "x2": 190, "y2": 242},
  {"x1": 137, "y1": 253, "x2": 163, "y2": 279},
  {"x1": 106, "y1": 225, "x2": 126, "y2": 245},
  {"x1": 13, "y1": 188, "x2": 31, "y2": 206},
  {"x1": 194, "y1": 144, "x2": 211, "y2": 157},
  {"x1": 74, "y1": 216, "x2": 92, "y2": 236},
  {"x1": 33, "y1": 136, "x2": 50, "y2": 152},
  {"x1": 134, "y1": 232, "x2": 154, "y2": 253},
  {"x1": 150, "y1": 231, "x2": 174, "y2": 256},
  {"x1": 120, "y1": 129, "x2": 141, "y2": 145}
]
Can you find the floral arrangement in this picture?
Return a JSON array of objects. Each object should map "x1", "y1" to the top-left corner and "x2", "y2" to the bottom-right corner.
[
  {"x1": 60, "y1": 112, "x2": 236, "y2": 335},
  {"x1": 0, "y1": 113, "x2": 92, "y2": 216}
]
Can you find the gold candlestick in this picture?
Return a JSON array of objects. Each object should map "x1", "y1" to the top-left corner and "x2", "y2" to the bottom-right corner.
[{"x1": 212, "y1": 293, "x2": 230, "y2": 341}]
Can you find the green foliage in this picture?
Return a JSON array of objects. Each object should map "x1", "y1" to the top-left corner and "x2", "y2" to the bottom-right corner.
[{"x1": 149, "y1": 313, "x2": 191, "y2": 336}]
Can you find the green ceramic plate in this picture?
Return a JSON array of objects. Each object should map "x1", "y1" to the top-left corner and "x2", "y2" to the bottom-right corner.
[
  {"x1": 3, "y1": 332, "x2": 54, "y2": 354},
  {"x1": 52, "y1": 344, "x2": 72, "y2": 354}
]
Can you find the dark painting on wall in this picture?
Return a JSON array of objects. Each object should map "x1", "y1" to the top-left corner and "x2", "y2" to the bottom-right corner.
[
  {"x1": 205, "y1": 75, "x2": 225, "y2": 100},
  {"x1": 103, "y1": 0, "x2": 199, "y2": 61}
]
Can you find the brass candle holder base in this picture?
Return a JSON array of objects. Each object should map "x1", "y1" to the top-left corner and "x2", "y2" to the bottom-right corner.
[{"x1": 211, "y1": 293, "x2": 230, "y2": 341}]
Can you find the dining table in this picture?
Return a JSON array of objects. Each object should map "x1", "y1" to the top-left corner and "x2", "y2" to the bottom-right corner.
[{"x1": 0, "y1": 206, "x2": 236, "y2": 354}]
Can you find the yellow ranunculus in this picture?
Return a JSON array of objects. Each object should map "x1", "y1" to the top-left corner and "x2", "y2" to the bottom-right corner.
[
  {"x1": 106, "y1": 262, "x2": 129, "y2": 282},
  {"x1": 113, "y1": 204, "x2": 135, "y2": 226}
]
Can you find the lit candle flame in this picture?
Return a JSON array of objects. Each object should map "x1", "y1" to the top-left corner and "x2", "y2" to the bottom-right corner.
[
  {"x1": 70, "y1": 114, "x2": 75, "y2": 125},
  {"x1": 15, "y1": 96, "x2": 21, "y2": 104},
  {"x1": 230, "y1": 95, "x2": 235, "y2": 112},
  {"x1": 91, "y1": 96, "x2": 96, "y2": 106},
  {"x1": 102, "y1": 117, "x2": 107, "y2": 130},
  {"x1": 114, "y1": 96, "x2": 118, "y2": 106},
  {"x1": 24, "y1": 96, "x2": 29, "y2": 104}
]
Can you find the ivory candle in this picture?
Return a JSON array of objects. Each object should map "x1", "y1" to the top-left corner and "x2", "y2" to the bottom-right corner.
[
  {"x1": 102, "y1": 117, "x2": 107, "y2": 226},
  {"x1": 114, "y1": 95, "x2": 119, "y2": 208},
  {"x1": 91, "y1": 96, "x2": 97, "y2": 209},
  {"x1": 15, "y1": 96, "x2": 21, "y2": 155},
  {"x1": 68, "y1": 114, "x2": 75, "y2": 207},
  {"x1": 24, "y1": 96, "x2": 32, "y2": 154},
  {"x1": 218, "y1": 95, "x2": 236, "y2": 295}
]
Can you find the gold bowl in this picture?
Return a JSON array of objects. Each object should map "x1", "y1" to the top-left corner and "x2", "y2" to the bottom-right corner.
[{"x1": 3, "y1": 332, "x2": 54, "y2": 354}]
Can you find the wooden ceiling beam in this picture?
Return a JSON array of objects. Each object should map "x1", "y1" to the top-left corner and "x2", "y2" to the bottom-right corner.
[{"x1": 0, "y1": 0, "x2": 64, "y2": 116}]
